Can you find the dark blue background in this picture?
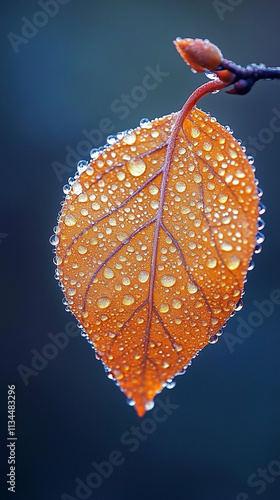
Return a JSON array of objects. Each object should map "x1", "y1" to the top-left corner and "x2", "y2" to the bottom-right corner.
[{"x1": 1, "y1": 1, "x2": 280, "y2": 499}]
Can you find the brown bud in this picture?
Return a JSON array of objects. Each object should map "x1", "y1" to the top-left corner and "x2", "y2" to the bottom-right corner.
[{"x1": 174, "y1": 37, "x2": 223, "y2": 73}]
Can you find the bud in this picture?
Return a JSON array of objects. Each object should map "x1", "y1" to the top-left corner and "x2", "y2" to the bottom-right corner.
[{"x1": 174, "y1": 37, "x2": 223, "y2": 73}]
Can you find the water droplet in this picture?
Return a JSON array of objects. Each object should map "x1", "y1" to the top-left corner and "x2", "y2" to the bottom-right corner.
[
  {"x1": 77, "y1": 160, "x2": 88, "y2": 175},
  {"x1": 203, "y1": 142, "x2": 212, "y2": 151},
  {"x1": 67, "y1": 288, "x2": 76, "y2": 296},
  {"x1": 256, "y1": 232, "x2": 265, "y2": 244},
  {"x1": 72, "y1": 182, "x2": 83, "y2": 195},
  {"x1": 175, "y1": 181, "x2": 186, "y2": 193},
  {"x1": 104, "y1": 268, "x2": 114, "y2": 279},
  {"x1": 151, "y1": 130, "x2": 159, "y2": 138},
  {"x1": 254, "y1": 244, "x2": 262, "y2": 254},
  {"x1": 145, "y1": 401, "x2": 154, "y2": 411},
  {"x1": 138, "y1": 271, "x2": 149, "y2": 283},
  {"x1": 150, "y1": 200, "x2": 158, "y2": 210},
  {"x1": 258, "y1": 202, "x2": 266, "y2": 215},
  {"x1": 127, "y1": 158, "x2": 146, "y2": 177},
  {"x1": 209, "y1": 334, "x2": 218, "y2": 344},
  {"x1": 172, "y1": 299, "x2": 182, "y2": 309},
  {"x1": 49, "y1": 235, "x2": 59, "y2": 246},
  {"x1": 107, "y1": 135, "x2": 118, "y2": 145},
  {"x1": 64, "y1": 214, "x2": 77, "y2": 226},
  {"x1": 123, "y1": 132, "x2": 136, "y2": 145},
  {"x1": 166, "y1": 380, "x2": 176, "y2": 389},
  {"x1": 159, "y1": 303, "x2": 169, "y2": 313},
  {"x1": 257, "y1": 218, "x2": 265, "y2": 230},
  {"x1": 206, "y1": 257, "x2": 217, "y2": 269},
  {"x1": 149, "y1": 184, "x2": 159, "y2": 195},
  {"x1": 187, "y1": 283, "x2": 198, "y2": 294},
  {"x1": 191, "y1": 127, "x2": 200, "y2": 138},
  {"x1": 122, "y1": 277, "x2": 131, "y2": 285},
  {"x1": 194, "y1": 173, "x2": 202, "y2": 183},
  {"x1": 140, "y1": 118, "x2": 151, "y2": 128},
  {"x1": 235, "y1": 298, "x2": 243, "y2": 311},
  {"x1": 117, "y1": 232, "x2": 128, "y2": 242},
  {"x1": 127, "y1": 398, "x2": 136, "y2": 407},
  {"x1": 97, "y1": 297, "x2": 111, "y2": 309},
  {"x1": 78, "y1": 246, "x2": 87, "y2": 255},
  {"x1": 221, "y1": 242, "x2": 233, "y2": 252},
  {"x1": 122, "y1": 295, "x2": 135, "y2": 306},
  {"x1": 117, "y1": 171, "x2": 125, "y2": 181},
  {"x1": 91, "y1": 201, "x2": 101, "y2": 211},
  {"x1": 63, "y1": 184, "x2": 71, "y2": 194},
  {"x1": 90, "y1": 148, "x2": 99, "y2": 159},
  {"x1": 225, "y1": 256, "x2": 240, "y2": 270},
  {"x1": 161, "y1": 275, "x2": 176, "y2": 287},
  {"x1": 218, "y1": 194, "x2": 228, "y2": 203}
]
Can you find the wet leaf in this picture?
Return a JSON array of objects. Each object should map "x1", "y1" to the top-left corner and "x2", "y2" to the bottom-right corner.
[{"x1": 55, "y1": 107, "x2": 259, "y2": 416}]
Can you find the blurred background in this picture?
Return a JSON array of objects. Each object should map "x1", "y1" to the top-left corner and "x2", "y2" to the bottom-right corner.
[{"x1": 1, "y1": 1, "x2": 280, "y2": 499}]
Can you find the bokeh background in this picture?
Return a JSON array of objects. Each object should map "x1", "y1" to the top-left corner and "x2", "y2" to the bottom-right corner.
[{"x1": 1, "y1": 1, "x2": 280, "y2": 499}]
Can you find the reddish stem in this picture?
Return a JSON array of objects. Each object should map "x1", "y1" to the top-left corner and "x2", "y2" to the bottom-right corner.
[{"x1": 143, "y1": 79, "x2": 230, "y2": 395}]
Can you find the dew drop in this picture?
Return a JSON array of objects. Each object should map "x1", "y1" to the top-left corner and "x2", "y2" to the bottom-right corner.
[
  {"x1": 172, "y1": 299, "x2": 182, "y2": 309},
  {"x1": 206, "y1": 257, "x2": 217, "y2": 269},
  {"x1": 194, "y1": 173, "x2": 202, "y2": 183},
  {"x1": 104, "y1": 268, "x2": 114, "y2": 279},
  {"x1": 221, "y1": 242, "x2": 233, "y2": 252},
  {"x1": 127, "y1": 159, "x2": 146, "y2": 177},
  {"x1": 49, "y1": 235, "x2": 59, "y2": 246},
  {"x1": 175, "y1": 181, "x2": 186, "y2": 193},
  {"x1": 150, "y1": 200, "x2": 159, "y2": 210},
  {"x1": 161, "y1": 275, "x2": 176, "y2": 287},
  {"x1": 64, "y1": 214, "x2": 77, "y2": 227},
  {"x1": 159, "y1": 303, "x2": 169, "y2": 313},
  {"x1": 226, "y1": 256, "x2": 240, "y2": 270},
  {"x1": 72, "y1": 182, "x2": 83, "y2": 195},
  {"x1": 78, "y1": 246, "x2": 87, "y2": 255},
  {"x1": 97, "y1": 297, "x2": 111, "y2": 309},
  {"x1": 138, "y1": 271, "x2": 149, "y2": 283},
  {"x1": 149, "y1": 184, "x2": 159, "y2": 195},
  {"x1": 187, "y1": 283, "x2": 198, "y2": 294},
  {"x1": 123, "y1": 132, "x2": 136, "y2": 145},
  {"x1": 63, "y1": 184, "x2": 71, "y2": 194},
  {"x1": 92, "y1": 202, "x2": 101, "y2": 210},
  {"x1": 109, "y1": 217, "x2": 117, "y2": 226},
  {"x1": 145, "y1": 401, "x2": 155, "y2": 411},
  {"x1": 122, "y1": 295, "x2": 135, "y2": 306},
  {"x1": 117, "y1": 232, "x2": 129, "y2": 242},
  {"x1": 67, "y1": 288, "x2": 76, "y2": 296},
  {"x1": 191, "y1": 127, "x2": 200, "y2": 138},
  {"x1": 203, "y1": 141, "x2": 212, "y2": 151},
  {"x1": 117, "y1": 171, "x2": 125, "y2": 181},
  {"x1": 218, "y1": 194, "x2": 228, "y2": 203}
]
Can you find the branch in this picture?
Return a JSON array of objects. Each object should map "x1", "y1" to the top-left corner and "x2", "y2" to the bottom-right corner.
[{"x1": 174, "y1": 37, "x2": 280, "y2": 95}]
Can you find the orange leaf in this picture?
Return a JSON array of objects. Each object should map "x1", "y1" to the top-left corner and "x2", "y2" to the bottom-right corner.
[{"x1": 54, "y1": 105, "x2": 259, "y2": 417}]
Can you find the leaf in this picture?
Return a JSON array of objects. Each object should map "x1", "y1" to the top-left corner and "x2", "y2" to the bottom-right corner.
[{"x1": 54, "y1": 106, "x2": 259, "y2": 416}]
